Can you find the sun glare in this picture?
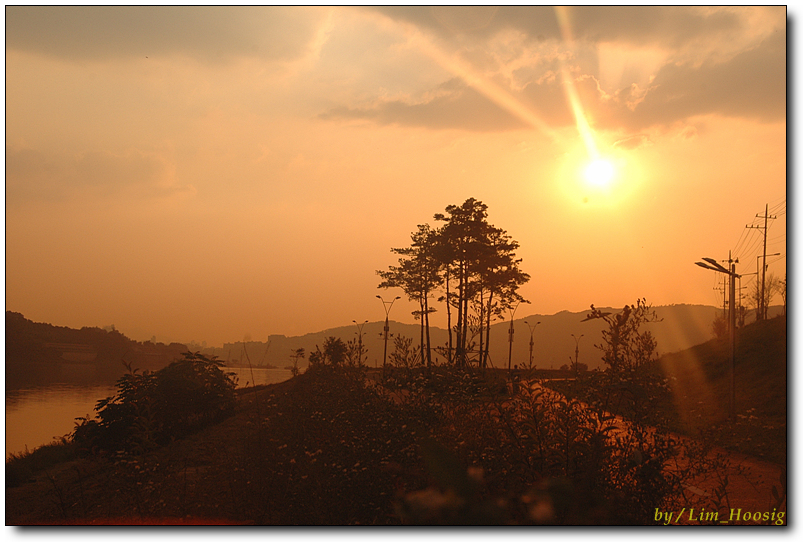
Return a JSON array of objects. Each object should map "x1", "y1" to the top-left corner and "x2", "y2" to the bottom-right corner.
[{"x1": 584, "y1": 159, "x2": 615, "y2": 188}]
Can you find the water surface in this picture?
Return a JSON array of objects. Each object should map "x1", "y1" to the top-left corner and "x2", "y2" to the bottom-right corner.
[{"x1": 5, "y1": 366, "x2": 293, "y2": 458}]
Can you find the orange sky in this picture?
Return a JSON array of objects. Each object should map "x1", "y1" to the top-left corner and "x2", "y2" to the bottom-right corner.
[{"x1": 4, "y1": 6, "x2": 788, "y2": 346}]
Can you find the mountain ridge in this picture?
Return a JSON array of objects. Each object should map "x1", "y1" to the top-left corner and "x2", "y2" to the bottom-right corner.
[{"x1": 208, "y1": 303, "x2": 763, "y2": 371}]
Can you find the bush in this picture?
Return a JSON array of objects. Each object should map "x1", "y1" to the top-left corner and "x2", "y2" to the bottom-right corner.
[{"x1": 73, "y1": 352, "x2": 237, "y2": 454}]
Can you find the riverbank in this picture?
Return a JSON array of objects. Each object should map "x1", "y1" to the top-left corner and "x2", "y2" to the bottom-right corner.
[
  {"x1": 6, "y1": 366, "x2": 434, "y2": 525},
  {"x1": 7, "y1": 362, "x2": 786, "y2": 525}
]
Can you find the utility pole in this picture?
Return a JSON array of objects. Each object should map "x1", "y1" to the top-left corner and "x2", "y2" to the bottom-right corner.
[
  {"x1": 736, "y1": 279, "x2": 748, "y2": 327},
  {"x1": 696, "y1": 253, "x2": 740, "y2": 419},
  {"x1": 746, "y1": 204, "x2": 777, "y2": 320},
  {"x1": 728, "y1": 256, "x2": 736, "y2": 418},
  {"x1": 714, "y1": 278, "x2": 727, "y2": 316},
  {"x1": 571, "y1": 334, "x2": 583, "y2": 380}
]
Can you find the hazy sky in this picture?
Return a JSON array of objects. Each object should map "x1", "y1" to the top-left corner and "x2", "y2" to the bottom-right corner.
[{"x1": 5, "y1": 6, "x2": 787, "y2": 346}]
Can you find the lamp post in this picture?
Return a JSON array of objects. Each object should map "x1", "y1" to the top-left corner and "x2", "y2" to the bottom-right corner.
[
  {"x1": 377, "y1": 295, "x2": 400, "y2": 380},
  {"x1": 524, "y1": 320, "x2": 541, "y2": 370},
  {"x1": 695, "y1": 253, "x2": 740, "y2": 419},
  {"x1": 571, "y1": 334, "x2": 584, "y2": 380},
  {"x1": 507, "y1": 302, "x2": 522, "y2": 375},
  {"x1": 353, "y1": 319, "x2": 368, "y2": 366}
]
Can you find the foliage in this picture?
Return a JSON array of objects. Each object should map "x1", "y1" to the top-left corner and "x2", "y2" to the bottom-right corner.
[
  {"x1": 584, "y1": 299, "x2": 661, "y2": 373},
  {"x1": 345, "y1": 338, "x2": 367, "y2": 367},
  {"x1": 378, "y1": 198, "x2": 530, "y2": 369},
  {"x1": 72, "y1": 352, "x2": 237, "y2": 454},
  {"x1": 712, "y1": 312, "x2": 728, "y2": 341},
  {"x1": 226, "y1": 364, "x2": 436, "y2": 524},
  {"x1": 308, "y1": 337, "x2": 348, "y2": 367},
  {"x1": 378, "y1": 224, "x2": 441, "y2": 367},
  {"x1": 389, "y1": 335, "x2": 422, "y2": 370},
  {"x1": 399, "y1": 370, "x2": 720, "y2": 525},
  {"x1": 289, "y1": 348, "x2": 305, "y2": 377},
  {"x1": 750, "y1": 272, "x2": 780, "y2": 320}
]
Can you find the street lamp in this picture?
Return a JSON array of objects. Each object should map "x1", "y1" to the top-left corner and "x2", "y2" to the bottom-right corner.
[
  {"x1": 695, "y1": 253, "x2": 740, "y2": 419},
  {"x1": 353, "y1": 319, "x2": 368, "y2": 366},
  {"x1": 571, "y1": 334, "x2": 584, "y2": 380},
  {"x1": 377, "y1": 295, "x2": 401, "y2": 380},
  {"x1": 524, "y1": 321, "x2": 541, "y2": 370},
  {"x1": 507, "y1": 301, "x2": 523, "y2": 374}
]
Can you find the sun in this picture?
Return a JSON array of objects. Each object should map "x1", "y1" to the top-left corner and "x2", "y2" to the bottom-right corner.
[{"x1": 584, "y1": 158, "x2": 616, "y2": 188}]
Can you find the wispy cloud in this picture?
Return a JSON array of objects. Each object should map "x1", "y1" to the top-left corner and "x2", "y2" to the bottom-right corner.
[
  {"x1": 320, "y1": 6, "x2": 785, "y2": 133},
  {"x1": 6, "y1": 147, "x2": 194, "y2": 204},
  {"x1": 5, "y1": 6, "x2": 328, "y2": 64}
]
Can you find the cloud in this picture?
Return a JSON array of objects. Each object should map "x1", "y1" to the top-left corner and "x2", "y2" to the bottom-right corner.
[
  {"x1": 326, "y1": 6, "x2": 785, "y2": 133},
  {"x1": 593, "y1": 29, "x2": 786, "y2": 131},
  {"x1": 371, "y1": 6, "x2": 745, "y2": 48},
  {"x1": 6, "y1": 147, "x2": 194, "y2": 205},
  {"x1": 5, "y1": 6, "x2": 327, "y2": 63},
  {"x1": 320, "y1": 78, "x2": 530, "y2": 132},
  {"x1": 612, "y1": 134, "x2": 652, "y2": 151}
]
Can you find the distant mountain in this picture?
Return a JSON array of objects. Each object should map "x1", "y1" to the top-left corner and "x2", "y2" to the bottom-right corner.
[
  {"x1": 203, "y1": 304, "x2": 780, "y2": 372},
  {"x1": 5, "y1": 311, "x2": 188, "y2": 388},
  {"x1": 8, "y1": 304, "x2": 781, "y2": 385}
]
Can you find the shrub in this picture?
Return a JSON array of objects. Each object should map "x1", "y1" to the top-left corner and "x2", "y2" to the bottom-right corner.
[{"x1": 73, "y1": 352, "x2": 237, "y2": 454}]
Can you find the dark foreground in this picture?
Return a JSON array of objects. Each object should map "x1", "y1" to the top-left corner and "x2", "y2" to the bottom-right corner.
[{"x1": 7, "y1": 359, "x2": 786, "y2": 526}]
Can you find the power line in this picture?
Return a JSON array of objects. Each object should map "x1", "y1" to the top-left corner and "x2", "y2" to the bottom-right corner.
[{"x1": 745, "y1": 204, "x2": 777, "y2": 320}]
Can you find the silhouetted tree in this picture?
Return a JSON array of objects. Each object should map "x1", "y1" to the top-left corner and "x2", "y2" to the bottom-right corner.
[
  {"x1": 434, "y1": 199, "x2": 488, "y2": 367},
  {"x1": 346, "y1": 338, "x2": 367, "y2": 367},
  {"x1": 290, "y1": 348, "x2": 305, "y2": 376},
  {"x1": 712, "y1": 312, "x2": 728, "y2": 341},
  {"x1": 317, "y1": 337, "x2": 348, "y2": 366},
  {"x1": 378, "y1": 224, "x2": 441, "y2": 368},
  {"x1": 751, "y1": 273, "x2": 780, "y2": 321},
  {"x1": 583, "y1": 299, "x2": 661, "y2": 373},
  {"x1": 389, "y1": 335, "x2": 422, "y2": 371},
  {"x1": 379, "y1": 198, "x2": 530, "y2": 369},
  {"x1": 433, "y1": 198, "x2": 529, "y2": 367},
  {"x1": 474, "y1": 227, "x2": 530, "y2": 368}
]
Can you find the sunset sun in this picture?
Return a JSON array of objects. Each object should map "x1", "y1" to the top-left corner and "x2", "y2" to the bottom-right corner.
[{"x1": 584, "y1": 158, "x2": 616, "y2": 188}]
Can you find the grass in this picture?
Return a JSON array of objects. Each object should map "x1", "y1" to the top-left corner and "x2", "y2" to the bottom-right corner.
[
  {"x1": 6, "y1": 365, "x2": 437, "y2": 525},
  {"x1": 6, "y1": 438, "x2": 78, "y2": 489}
]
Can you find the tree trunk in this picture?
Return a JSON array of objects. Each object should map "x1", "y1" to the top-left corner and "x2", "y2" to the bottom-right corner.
[
  {"x1": 484, "y1": 290, "x2": 494, "y2": 369},
  {"x1": 424, "y1": 292, "x2": 432, "y2": 368},
  {"x1": 418, "y1": 296, "x2": 425, "y2": 369},
  {"x1": 478, "y1": 289, "x2": 485, "y2": 368},
  {"x1": 445, "y1": 267, "x2": 453, "y2": 365},
  {"x1": 456, "y1": 259, "x2": 465, "y2": 367}
]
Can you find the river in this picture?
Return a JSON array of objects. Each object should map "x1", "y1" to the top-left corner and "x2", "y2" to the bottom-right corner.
[{"x1": 5, "y1": 366, "x2": 293, "y2": 459}]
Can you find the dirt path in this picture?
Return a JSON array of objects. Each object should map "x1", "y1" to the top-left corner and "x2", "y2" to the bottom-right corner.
[
  {"x1": 523, "y1": 379, "x2": 787, "y2": 523},
  {"x1": 374, "y1": 374, "x2": 787, "y2": 522}
]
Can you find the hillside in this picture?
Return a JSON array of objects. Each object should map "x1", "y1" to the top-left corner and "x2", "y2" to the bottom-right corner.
[
  {"x1": 548, "y1": 313, "x2": 787, "y2": 465},
  {"x1": 204, "y1": 304, "x2": 732, "y2": 371},
  {"x1": 656, "y1": 314, "x2": 787, "y2": 463},
  {"x1": 5, "y1": 312, "x2": 188, "y2": 389}
]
